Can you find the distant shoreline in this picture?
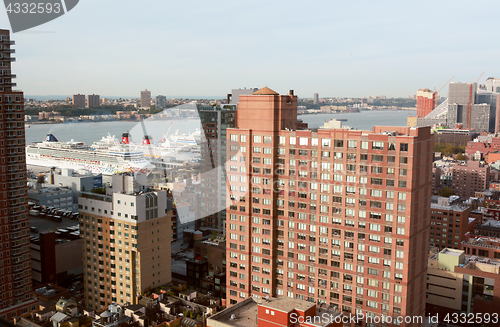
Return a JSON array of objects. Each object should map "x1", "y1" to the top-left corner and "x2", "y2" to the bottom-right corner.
[{"x1": 26, "y1": 116, "x2": 199, "y2": 125}]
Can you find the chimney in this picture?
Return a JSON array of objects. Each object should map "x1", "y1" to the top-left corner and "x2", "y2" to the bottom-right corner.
[
  {"x1": 121, "y1": 132, "x2": 130, "y2": 144},
  {"x1": 143, "y1": 135, "x2": 152, "y2": 145},
  {"x1": 50, "y1": 168, "x2": 55, "y2": 185},
  {"x1": 289, "y1": 90, "x2": 294, "y2": 96}
]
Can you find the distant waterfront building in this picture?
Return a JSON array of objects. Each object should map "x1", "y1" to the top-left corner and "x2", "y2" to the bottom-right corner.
[
  {"x1": 140, "y1": 89, "x2": 151, "y2": 108},
  {"x1": 227, "y1": 88, "x2": 258, "y2": 105},
  {"x1": 313, "y1": 92, "x2": 319, "y2": 104},
  {"x1": 72, "y1": 94, "x2": 85, "y2": 108},
  {"x1": 416, "y1": 89, "x2": 437, "y2": 118},
  {"x1": 79, "y1": 174, "x2": 172, "y2": 310},
  {"x1": 156, "y1": 95, "x2": 167, "y2": 109},
  {"x1": 86, "y1": 94, "x2": 100, "y2": 108},
  {"x1": 412, "y1": 80, "x2": 500, "y2": 133},
  {"x1": 0, "y1": 28, "x2": 38, "y2": 321}
]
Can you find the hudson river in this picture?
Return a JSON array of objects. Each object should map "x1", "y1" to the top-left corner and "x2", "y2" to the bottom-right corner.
[{"x1": 25, "y1": 110, "x2": 416, "y2": 144}]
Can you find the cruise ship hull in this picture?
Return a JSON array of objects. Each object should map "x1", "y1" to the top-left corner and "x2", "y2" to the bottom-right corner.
[{"x1": 26, "y1": 153, "x2": 151, "y2": 175}]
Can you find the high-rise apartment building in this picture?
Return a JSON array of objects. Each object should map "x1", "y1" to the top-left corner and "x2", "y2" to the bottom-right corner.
[
  {"x1": 225, "y1": 87, "x2": 433, "y2": 326},
  {"x1": 156, "y1": 95, "x2": 167, "y2": 109},
  {"x1": 87, "y1": 94, "x2": 100, "y2": 108},
  {"x1": 416, "y1": 89, "x2": 437, "y2": 118},
  {"x1": 313, "y1": 92, "x2": 319, "y2": 104},
  {"x1": 198, "y1": 104, "x2": 236, "y2": 230},
  {"x1": 79, "y1": 174, "x2": 172, "y2": 310},
  {"x1": 450, "y1": 161, "x2": 490, "y2": 198},
  {"x1": 429, "y1": 197, "x2": 470, "y2": 250},
  {"x1": 140, "y1": 89, "x2": 151, "y2": 109},
  {"x1": 72, "y1": 94, "x2": 85, "y2": 108},
  {"x1": 0, "y1": 29, "x2": 38, "y2": 321}
]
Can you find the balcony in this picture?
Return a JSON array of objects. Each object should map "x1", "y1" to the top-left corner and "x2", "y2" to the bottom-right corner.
[
  {"x1": 1, "y1": 57, "x2": 15, "y2": 62},
  {"x1": 0, "y1": 49, "x2": 15, "y2": 53},
  {"x1": 2, "y1": 83, "x2": 16, "y2": 87},
  {"x1": 0, "y1": 40, "x2": 15, "y2": 45}
]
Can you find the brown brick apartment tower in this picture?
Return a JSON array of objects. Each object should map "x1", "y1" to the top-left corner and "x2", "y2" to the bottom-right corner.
[
  {"x1": 0, "y1": 29, "x2": 38, "y2": 321},
  {"x1": 225, "y1": 87, "x2": 433, "y2": 326}
]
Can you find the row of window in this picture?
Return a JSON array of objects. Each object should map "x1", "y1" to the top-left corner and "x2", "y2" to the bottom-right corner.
[{"x1": 231, "y1": 134, "x2": 409, "y2": 151}]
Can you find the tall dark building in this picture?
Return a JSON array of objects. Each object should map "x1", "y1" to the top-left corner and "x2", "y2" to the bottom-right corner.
[
  {"x1": 0, "y1": 29, "x2": 38, "y2": 321},
  {"x1": 198, "y1": 104, "x2": 236, "y2": 230}
]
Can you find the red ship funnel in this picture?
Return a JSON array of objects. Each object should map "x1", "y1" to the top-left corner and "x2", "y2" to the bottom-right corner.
[
  {"x1": 143, "y1": 135, "x2": 152, "y2": 145},
  {"x1": 122, "y1": 132, "x2": 130, "y2": 144}
]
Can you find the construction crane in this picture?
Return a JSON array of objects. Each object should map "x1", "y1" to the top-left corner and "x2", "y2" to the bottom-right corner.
[
  {"x1": 477, "y1": 71, "x2": 485, "y2": 83},
  {"x1": 433, "y1": 76, "x2": 454, "y2": 109}
]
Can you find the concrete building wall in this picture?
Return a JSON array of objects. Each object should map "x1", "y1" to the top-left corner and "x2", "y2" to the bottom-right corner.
[
  {"x1": 426, "y1": 266, "x2": 463, "y2": 311},
  {"x1": 448, "y1": 82, "x2": 477, "y2": 105},
  {"x1": 55, "y1": 239, "x2": 83, "y2": 275},
  {"x1": 28, "y1": 187, "x2": 73, "y2": 211},
  {"x1": 79, "y1": 180, "x2": 172, "y2": 311},
  {"x1": 229, "y1": 88, "x2": 258, "y2": 105}
]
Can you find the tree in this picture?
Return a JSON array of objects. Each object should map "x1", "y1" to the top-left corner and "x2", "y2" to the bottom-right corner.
[
  {"x1": 440, "y1": 187, "x2": 454, "y2": 197},
  {"x1": 456, "y1": 153, "x2": 465, "y2": 161}
]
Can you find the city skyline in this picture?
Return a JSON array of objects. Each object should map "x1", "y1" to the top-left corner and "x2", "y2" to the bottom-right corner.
[{"x1": 1, "y1": 0, "x2": 500, "y2": 98}]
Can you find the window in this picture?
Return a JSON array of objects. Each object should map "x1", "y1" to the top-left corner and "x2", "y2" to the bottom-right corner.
[{"x1": 372, "y1": 141, "x2": 384, "y2": 150}]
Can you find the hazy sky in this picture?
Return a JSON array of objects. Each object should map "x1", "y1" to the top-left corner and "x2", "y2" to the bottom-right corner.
[{"x1": 2, "y1": 0, "x2": 500, "y2": 98}]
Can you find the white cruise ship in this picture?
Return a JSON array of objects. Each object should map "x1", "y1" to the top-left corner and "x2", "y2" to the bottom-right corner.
[
  {"x1": 90, "y1": 132, "x2": 201, "y2": 169},
  {"x1": 26, "y1": 134, "x2": 155, "y2": 175}
]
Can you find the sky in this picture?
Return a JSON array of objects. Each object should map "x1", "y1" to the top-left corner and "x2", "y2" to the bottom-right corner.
[{"x1": 1, "y1": 0, "x2": 500, "y2": 99}]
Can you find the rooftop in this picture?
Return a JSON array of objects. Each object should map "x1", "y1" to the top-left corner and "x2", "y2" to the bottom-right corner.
[
  {"x1": 440, "y1": 248, "x2": 464, "y2": 256},
  {"x1": 252, "y1": 86, "x2": 279, "y2": 95},
  {"x1": 208, "y1": 297, "x2": 339, "y2": 327},
  {"x1": 260, "y1": 297, "x2": 314, "y2": 312}
]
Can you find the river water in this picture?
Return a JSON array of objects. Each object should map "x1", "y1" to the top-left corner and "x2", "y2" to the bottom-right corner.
[{"x1": 25, "y1": 110, "x2": 416, "y2": 144}]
